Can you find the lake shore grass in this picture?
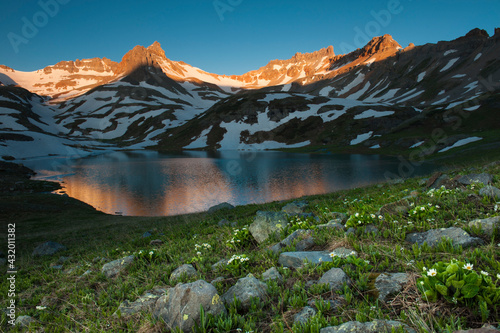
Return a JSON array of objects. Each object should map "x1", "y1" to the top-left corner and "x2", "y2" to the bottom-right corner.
[{"x1": 0, "y1": 152, "x2": 499, "y2": 332}]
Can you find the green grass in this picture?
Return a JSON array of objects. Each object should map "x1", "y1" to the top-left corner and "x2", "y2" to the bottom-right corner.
[{"x1": 1, "y1": 159, "x2": 499, "y2": 332}]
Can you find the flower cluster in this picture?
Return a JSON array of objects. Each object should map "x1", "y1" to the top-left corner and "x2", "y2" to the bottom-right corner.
[
  {"x1": 409, "y1": 203, "x2": 439, "y2": 221},
  {"x1": 226, "y1": 227, "x2": 253, "y2": 249},
  {"x1": 417, "y1": 259, "x2": 500, "y2": 308},
  {"x1": 346, "y1": 212, "x2": 383, "y2": 228},
  {"x1": 427, "y1": 186, "x2": 458, "y2": 198},
  {"x1": 226, "y1": 254, "x2": 250, "y2": 274},
  {"x1": 137, "y1": 249, "x2": 157, "y2": 262}
]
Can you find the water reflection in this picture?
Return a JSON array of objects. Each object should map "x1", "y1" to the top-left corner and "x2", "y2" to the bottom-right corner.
[{"x1": 27, "y1": 151, "x2": 438, "y2": 216}]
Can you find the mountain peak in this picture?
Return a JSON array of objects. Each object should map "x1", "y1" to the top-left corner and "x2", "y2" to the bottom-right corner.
[
  {"x1": 117, "y1": 42, "x2": 167, "y2": 74},
  {"x1": 360, "y1": 34, "x2": 402, "y2": 57},
  {"x1": 147, "y1": 41, "x2": 166, "y2": 58}
]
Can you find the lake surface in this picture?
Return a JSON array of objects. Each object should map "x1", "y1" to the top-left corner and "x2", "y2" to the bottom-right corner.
[{"x1": 25, "y1": 151, "x2": 438, "y2": 216}]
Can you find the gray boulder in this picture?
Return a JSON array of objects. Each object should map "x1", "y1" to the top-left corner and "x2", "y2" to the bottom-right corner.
[
  {"x1": 212, "y1": 259, "x2": 227, "y2": 271},
  {"x1": 316, "y1": 221, "x2": 346, "y2": 231},
  {"x1": 270, "y1": 229, "x2": 313, "y2": 254},
  {"x1": 294, "y1": 306, "x2": 317, "y2": 325},
  {"x1": 249, "y1": 211, "x2": 288, "y2": 243},
  {"x1": 154, "y1": 280, "x2": 226, "y2": 332},
  {"x1": 170, "y1": 264, "x2": 197, "y2": 281},
  {"x1": 279, "y1": 248, "x2": 357, "y2": 269},
  {"x1": 458, "y1": 173, "x2": 493, "y2": 186},
  {"x1": 222, "y1": 274, "x2": 268, "y2": 310},
  {"x1": 320, "y1": 320, "x2": 416, "y2": 333},
  {"x1": 282, "y1": 201, "x2": 308, "y2": 214},
  {"x1": 142, "y1": 231, "x2": 152, "y2": 238},
  {"x1": 32, "y1": 241, "x2": 67, "y2": 257},
  {"x1": 479, "y1": 186, "x2": 500, "y2": 200},
  {"x1": 208, "y1": 202, "x2": 234, "y2": 213},
  {"x1": 102, "y1": 255, "x2": 134, "y2": 278},
  {"x1": 114, "y1": 292, "x2": 161, "y2": 317},
  {"x1": 406, "y1": 227, "x2": 484, "y2": 248},
  {"x1": 469, "y1": 216, "x2": 500, "y2": 235},
  {"x1": 262, "y1": 267, "x2": 283, "y2": 282},
  {"x1": 15, "y1": 315, "x2": 35, "y2": 327},
  {"x1": 317, "y1": 268, "x2": 350, "y2": 292},
  {"x1": 374, "y1": 273, "x2": 409, "y2": 303}
]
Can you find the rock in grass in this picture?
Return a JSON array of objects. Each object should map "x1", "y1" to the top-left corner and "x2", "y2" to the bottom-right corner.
[
  {"x1": 155, "y1": 280, "x2": 226, "y2": 332},
  {"x1": 15, "y1": 315, "x2": 35, "y2": 327},
  {"x1": 249, "y1": 211, "x2": 288, "y2": 243},
  {"x1": 374, "y1": 273, "x2": 409, "y2": 303},
  {"x1": 101, "y1": 255, "x2": 134, "y2": 278},
  {"x1": 208, "y1": 202, "x2": 234, "y2": 213},
  {"x1": 405, "y1": 227, "x2": 484, "y2": 248},
  {"x1": 32, "y1": 241, "x2": 67, "y2": 257},
  {"x1": 469, "y1": 216, "x2": 500, "y2": 235},
  {"x1": 170, "y1": 264, "x2": 197, "y2": 281},
  {"x1": 317, "y1": 268, "x2": 350, "y2": 292},
  {"x1": 479, "y1": 186, "x2": 500, "y2": 200},
  {"x1": 262, "y1": 267, "x2": 283, "y2": 282},
  {"x1": 320, "y1": 320, "x2": 416, "y2": 333},
  {"x1": 279, "y1": 248, "x2": 357, "y2": 269},
  {"x1": 457, "y1": 173, "x2": 493, "y2": 186},
  {"x1": 294, "y1": 306, "x2": 316, "y2": 325},
  {"x1": 454, "y1": 324, "x2": 500, "y2": 332},
  {"x1": 222, "y1": 274, "x2": 268, "y2": 310},
  {"x1": 142, "y1": 231, "x2": 152, "y2": 238},
  {"x1": 282, "y1": 201, "x2": 308, "y2": 214},
  {"x1": 114, "y1": 293, "x2": 160, "y2": 317},
  {"x1": 270, "y1": 229, "x2": 313, "y2": 254}
]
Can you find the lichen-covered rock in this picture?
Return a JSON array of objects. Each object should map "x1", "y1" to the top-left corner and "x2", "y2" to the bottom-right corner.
[
  {"x1": 15, "y1": 315, "x2": 35, "y2": 327},
  {"x1": 32, "y1": 241, "x2": 67, "y2": 257},
  {"x1": 154, "y1": 280, "x2": 226, "y2": 332},
  {"x1": 469, "y1": 216, "x2": 500, "y2": 235},
  {"x1": 457, "y1": 173, "x2": 492, "y2": 185},
  {"x1": 279, "y1": 248, "x2": 357, "y2": 269},
  {"x1": 320, "y1": 319, "x2": 416, "y2": 333},
  {"x1": 270, "y1": 229, "x2": 313, "y2": 254},
  {"x1": 282, "y1": 201, "x2": 308, "y2": 214},
  {"x1": 317, "y1": 268, "x2": 350, "y2": 292},
  {"x1": 294, "y1": 306, "x2": 317, "y2": 324},
  {"x1": 102, "y1": 255, "x2": 134, "y2": 278},
  {"x1": 170, "y1": 264, "x2": 197, "y2": 281},
  {"x1": 479, "y1": 186, "x2": 500, "y2": 200},
  {"x1": 222, "y1": 274, "x2": 268, "y2": 310},
  {"x1": 114, "y1": 293, "x2": 160, "y2": 317},
  {"x1": 249, "y1": 211, "x2": 288, "y2": 243},
  {"x1": 406, "y1": 227, "x2": 483, "y2": 248},
  {"x1": 374, "y1": 273, "x2": 409, "y2": 302},
  {"x1": 262, "y1": 267, "x2": 283, "y2": 282}
]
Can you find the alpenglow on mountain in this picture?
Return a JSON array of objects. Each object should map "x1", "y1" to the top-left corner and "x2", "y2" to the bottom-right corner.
[{"x1": 0, "y1": 28, "x2": 499, "y2": 159}]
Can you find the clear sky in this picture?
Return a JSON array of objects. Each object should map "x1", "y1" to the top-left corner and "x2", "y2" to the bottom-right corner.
[{"x1": 1, "y1": 0, "x2": 499, "y2": 75}]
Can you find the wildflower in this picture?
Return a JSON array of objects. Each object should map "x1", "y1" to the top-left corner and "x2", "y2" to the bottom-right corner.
[
  {"x1": 138, "y1": 250, "x2": 143, "y2": 254},
  {"x1": 420, "y1": 281, "x2": 424, "y2": 285},
  {"x1": 183, "y1": 314, "x2": 189, "y2": 321},
  {"x1": 420, "y1": 206, "x2": 425, "y2": 211},
  {"x1": 370, "y1": 214, "x2": 376, "y2": 218},
  {"x1": 435, "y1": 205, "x2": 440, "y2": 209},
  {"x1": 329, "y1": 252, "x2": 337, "y2": 258},
  {"x1": 452, "y1": 297, "x2": 457, "y2": 304},
  {"x1": 463, "y1": 263, "x2": 473, "y2": 271},
  {"x1": 196, "y1": 251, "x2": 201, "y2": 256},
  {"x1": 364, "y1": 260, "x2": 370, "y2": 264},
  {"x1": 355, "y1": 213, "x2": 360, "y2": 217},
  {"x1": 423, "y1": 267, "x2": 427, "y2": 271},
  {"x1": 378, "y1": 215, "x2": 383, "y2": 220},
  {"x1": 427, "y1": 269, "x2": 437, "y2": 277},
  {"x1": 481, "y1": 271, "x2": 489, "y2": 276},
  {"x1": 36, "y1": 306, "x2": 46, "y2": 310},
  {"x1": 496, "y1": 274, "x2": 500, "y2": 280},
  {"x1": 428, "y1": 203, "x2": 432, "y2": 207},
  {"x1": 149, "y1": 251, "x2": 154, "y2": 255}
]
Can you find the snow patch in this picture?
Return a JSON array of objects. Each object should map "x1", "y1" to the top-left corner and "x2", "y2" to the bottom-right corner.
[
  {"x1": 354, "y1": 110, "x2": 394, "y2": 120},
  {"x1": 464, "y1": 105, "x2": 480, "y2": 111},
  {"x1": 474, "y1": 53, "x2": 482, "y2": 61},
  {"x1": 439, "y1": 137, "x2": 482, "y2": 153},
  {"x1": 440, "y1": 58, "x2": 459, "y2": 72},
  {"x1": 410, "y1": 141, "x2": 425, "y2": 149},
  {"x1": 417, "y1": 72, "x2": 426, "y2": 82},
  {"x1": 369, "y1": 144, "x2": 380, "y2": 149},
  {"x1": 444, "y1": 50, "x2": 457, "y2": 56},
  {"x1": 350, "y1": 131, "x2": 373, "y2": 145},
  {"x1": 319, "y1": 86, "x2": 335, "y2": 97},
  {"x1": 184, "y1": 126, "x2": 213, "y2": 149}
]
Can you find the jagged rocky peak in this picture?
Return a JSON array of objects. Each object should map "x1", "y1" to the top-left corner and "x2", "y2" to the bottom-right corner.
[
  {"x1": 44, "y1": 57, "x2": 119, "y2": 74},
  {"x1": 0, "y1": 65, "x2": 14, "y2": 72},
  {"x1": 291, "y1": 45, "x2": 335, "y2": 62},
  {"x1": 464, "y1": 28, "x2": 490, "y2": 38},
  {"x1": 116, "y1": 41, "x2": 167, "y2": 74},
  {"x1": 360, "y1": 34, "x2": 402, "y2": 57}
]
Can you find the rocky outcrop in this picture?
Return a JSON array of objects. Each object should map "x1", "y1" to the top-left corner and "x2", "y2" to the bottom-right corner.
[
  {"x1": 249, "y1": 211, "x2": 288, "y2": 243},
  {"x1": 317, "y1": 268, "x2": 351, "y2": 291},
  {"x1": 116, "y1": 41, "x2": 168, "y2": 74},
  {"x1": 32, "y1": 241, "x2": 67, "y2": 257},
  {"x1": 320, "y1": 320, "x2": 416, "y2": 333},
  {"x1": 102, "y1": 255, "x2": 134, "y2": 278},
  {"x1": 406, "y1": 227, "x2": 483, "y2": 248},
  {"x1": 170, "y1": 264, "x2": 197, "y2": 281},
  {"x1": 221, "y1": 275, "x2": 268, "y2": 310}
]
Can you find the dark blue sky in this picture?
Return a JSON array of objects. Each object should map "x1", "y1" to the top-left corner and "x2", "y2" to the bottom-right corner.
[{"x1": 1, "y1": 0, "x2": 499, "y2": 75}]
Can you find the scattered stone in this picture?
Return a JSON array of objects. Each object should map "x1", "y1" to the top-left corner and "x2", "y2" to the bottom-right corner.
[
  {"x1": 51, "y1": 265, "x2": 63, "y2": 270},
  {"x1": 211, "y1": 277, "x2": 225, "y2": 285},
  {"x1": 32, "y1": 241, "x2": 67, "y2": 257},
  {"x1": 295, "y1": 237, "x2": 315, "y2": 251},
  {"x1": 454, "y1": 325, "x2": 500, "y2": 333},
  {"x1": 142, "y1": 231, "x2": 152, "y2": 238},
  {"x1": 208, "y1": 202, "x2": 234, "y2": 213},
  {"x1": 320, "y1": 320, "x2": 416, "y2": 333},
  {"x1": 305, "y1": 280, "x2": 317, "y2": 289},
  {"x1": 80, "y1": 270, "x2": 92, "y2": 278},
  {"x1": 308, "y1": 297, "x2": 345, "y2": 311},
  {"x1": 469, "y1": 216, "x2": 500, "y2": 235},
  {"x1": 217, "y1": 219, "x2": 231, "y2": 227},
  {"x1": 154, "y1": 280, "x2": 226, "y2": 332},
  {"x1": 327, "y1": 212, "x2": 348, "y2": 223},
  {"x1": 316, "y1": 222, "x2": 345, "y2": 231},
  {"x1": 170, "y1": 264, "x2": 197, "y2": 281},
  {"x1": 15, "y1": 315, "x2": 35, "y2": 327},
  {"x1": 262, "y1": 267, "x2": 283, "y2": 282},
  {"x1": 426, "y1": 172, "x2": 450, "y2": 189},
  {"x1": 374, "y1": 273, "x2": 409, "y2": 303},
  {"x1": 317, "y1": 268, "x2": 351, "y2": 292},
  {"x1": 102, "y1": 255, "x2": 134, "y2": 278},
  {"x1": 57, "y1": 256, "x2": 71, "y2": 264},
  {"x1": 294, "y1": 306, "x2": 317, "y2": 325},
  {"x1": 479, "y1": 186, "x2": 500, "y2": 200},
  {"x1": 114, "y1": 292, "x2": 160, "y2": 317},
  {"x1": 458, "y1": 173, "x2": 493, "y2": 186},
  {"x1": 406, "y1": 227, "x2": 484, "y2": 248},
  {"x1": 282, "y1": 201, "x2": 308, "y2": 214},
  {"x1": 249, "y1": 211, "x2": 288, "y2": 243},
  {"x1": 222, "y1": 274, "x2": 268, "y2": 310},
  {"x1": 212, "y1": 259, "x2": 227, "y2": 271},
  {"x1": 279, "y1": 251, "x2": 331, "y2": 269},
  {"x1": 150, "y1": 239, "x2": 164, "y2": 246},
  {"x1": 363, "y1": 224, "x2": 379, "y2": 234},
  {"x1": 378, "y1": 196, "x2": 415, "y2": 216},
  {"x1": 345, "y1": 227, "x2": 356, "y2": 235},
  {"x1": 270, "y1": 229, "x2": 312, "y2": 254}
]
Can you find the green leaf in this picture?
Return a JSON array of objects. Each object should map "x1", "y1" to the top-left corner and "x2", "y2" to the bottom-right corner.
[
  {"x1": 462, "y1": 284, "x2": 480, "y2": 298},
  {"x1": 424, "y1": 290, "x2": 437, "y2": 302},
  {"x1": 446, "y1": 273, "x2": 457, "y2": 287},
  {"x1": 452, "y1": 280, "x2": 465, "y2": 289},
  {"x1": 446, "y1": 263, "x2": 459, "y2": 274},
  {"x1": 464, "y1": 272, "x2": 479, "y2": 285},
  {"x1": 435, "y1": 283, "x2": 448, "y2": 296}
]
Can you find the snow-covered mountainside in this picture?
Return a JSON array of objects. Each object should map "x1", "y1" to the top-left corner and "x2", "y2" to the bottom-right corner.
[{"x1": 1, "y1": 28, "x2": 499, "y2": 160}]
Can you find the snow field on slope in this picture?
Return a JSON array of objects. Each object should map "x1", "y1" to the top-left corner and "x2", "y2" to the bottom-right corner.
[
  {"x1": 184, "y1": 126, "x2": 213, "y2": 149},
  {"x1": 439, "y1": 137, "x2": 482, "y2": 153},
  {"x1": 350, "y1": 131, "x2": 373, "y2": 145},
  {"x1": 353, "y1": 110, "x2": 394, "y2": 120},
  {"x1": 440, "y1": 58, "x2": 460, "y2": 72}
]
